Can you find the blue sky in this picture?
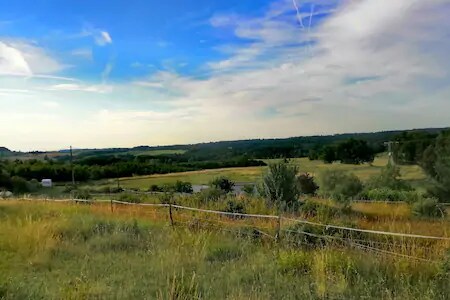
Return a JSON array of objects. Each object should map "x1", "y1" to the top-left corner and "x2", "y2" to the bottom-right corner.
[{"x1": 0, "y1": 0, "x2": 449, "y2": 151}]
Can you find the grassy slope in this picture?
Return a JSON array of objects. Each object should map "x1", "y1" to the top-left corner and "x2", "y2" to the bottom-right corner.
[
  {"x1": 0, "y1": 201, "x2": 449, "y2": 299},
  {"x1": 100, "y1": 155, "x2": 426, "y2": 190}
]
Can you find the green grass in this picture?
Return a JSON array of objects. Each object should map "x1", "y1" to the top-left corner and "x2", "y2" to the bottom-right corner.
[
  {"x1": 0, "y1": 200, "x2": 449, "y2": 299},
  {"x1": 95, "y1": 155, "x2": 427, "y2": 191}
]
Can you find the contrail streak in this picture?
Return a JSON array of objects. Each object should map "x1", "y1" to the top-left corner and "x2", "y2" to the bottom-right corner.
[
  {"x1": 292, "y1": 0, "x2": 305, "y2": 29},
  {"x1": 308, "y1": 3, "x2": 315, "y2": 32}
]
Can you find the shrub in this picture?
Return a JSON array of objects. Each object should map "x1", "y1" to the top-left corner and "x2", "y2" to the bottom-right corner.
[
  {"x1": 366, "y1": 164, "x2": 412, "y2": 191},
  {"x1": 73, "y1": 189, "x2": 92, "y2": 200},
  {"x1": 242, "y1": 184, "x2": 255, "y2": 196},
  {"x1": 359, "y1": 188, "x2": 422, "y2": 203},
  {"x1": 319, "y1": 170, "x2": 363, "y2": 206},
  {"x1": 63, "y1": 184, "x2": 76, "y2": 193},
  {"x1": 297, "y1": 173, "x2": 319, "y2": 195},
  {"x1": 259, "y1": 161, "x2": 300, "y2": 211},
  {"x1": 174, "y1": 181, "x2": 193, "y2": 194},
  {"x1": 11, "y1": 176, "x2": 31, "y2": 194},
  {"x1": 149, "y1": 184, "x2": 163, "y2": 192},
  {"x1": 210, "y1": 177, "x2": 235, "y2": 193},
  {"x1": 27, "y1": 179, "x2": 41, "y2": 192},
  {"x1": 411, "y1": 198, "x2": 446, "y2": 218},
  {"x1": 300, "y1": 201, "x2": 341, "y2": 219},
  {"x1": 224, "y1": 200, "x2": 245, "y2": 215}
]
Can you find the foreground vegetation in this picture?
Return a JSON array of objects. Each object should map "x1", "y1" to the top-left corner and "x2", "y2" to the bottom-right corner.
[{"x1": 0, "y1": 200, "x2": 449, "y2": 299}]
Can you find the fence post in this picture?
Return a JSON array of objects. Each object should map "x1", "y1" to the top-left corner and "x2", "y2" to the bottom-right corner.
[
  {"x1": 276, "y1": 215, "x2": 282, "y2": 243},
  {"x1": 110, "y1": 198, "x2": 113, "y2": 213},
  {"x1": 169, "y1": 203, "x2": 174, "y2": 227}
]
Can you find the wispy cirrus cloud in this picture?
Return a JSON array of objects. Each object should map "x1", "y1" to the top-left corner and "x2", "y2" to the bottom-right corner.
[
  {"x1": 70, "y1": 47, "x2": 93, "y2": 60},
  {"x1": 0, "y1": 40, "x2": 66, "y2": 76},
  {"x1": 78, "y1": 24, "x2": 113, "y2": 46},
  {"x1": 134, "y1": 0, "x2": 450, "y2": 138},
  {"x1": 1, "y1": 0, "x2": 450, "y2": 151},
  {"x1": 45, "y1": 83, "x2": 112, "y2": 93}
]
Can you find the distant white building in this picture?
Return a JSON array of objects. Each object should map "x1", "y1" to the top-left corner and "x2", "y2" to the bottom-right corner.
[{"x1": 41, "y1": 179, "x2": 52, "y2": 188}]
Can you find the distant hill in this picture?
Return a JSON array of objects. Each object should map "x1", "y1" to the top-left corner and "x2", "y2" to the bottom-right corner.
[
  {"x1": 2, "y1": 127, "x2": 448, "y2": 161},
  {"x1": 0, "y1": 147, "x2": 11, "y2": 154}
]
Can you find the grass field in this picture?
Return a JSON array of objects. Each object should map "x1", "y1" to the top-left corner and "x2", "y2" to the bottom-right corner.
[
  {"x1": 99, "y1": 155, "x2": 427, "y2": 191},
  {"x1": 0, "y1": 200, "x2": 449, "y2": 299}
]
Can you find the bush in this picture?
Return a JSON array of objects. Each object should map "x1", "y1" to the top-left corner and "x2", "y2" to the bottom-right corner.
[
  {"x1": 73, "y1": 189, "x2": 92, "y2": 200},
  {"x1": 27, "y1": 179, "x2": 41, "y2": 192},
  {"x1": 10, "y1": 176, "x2": 30, "y2": 194},
  {"x1": 366, "y1": 164, "x2": 411, "y2": 191},
  {"x1": 224, "y1": 200, "x2": 246, "y2": 215},
  {"x1": 242, "y1": 184, "x2": 255, "y2": 196},
  {"x1": 359, "y1": 188, "x2": 422, "y2": 203},
  {"x1": 259, "y1": 161, "x2": 300, "y2": 211},
  {"x1": 174, "y1": 181, "x2": 193, "y2": 194},
  {"x1": 149, "y1": 184, "x2": 163, "y2": 192},
  {"x1": 210, "y1": 177, "x2": 235, "y2": 193},
  {"x1": 319, "y1": 170, "x2": 363, "y2": 205},
  {"x1": 297, "y1": 173, "x2": 319, "y2": 195},
  {"x1": 411, "y1": 198, "x2": 446, "y2": 218},
  {"x1": 63, "y1": 184, "x2": 76, "y2": 193}
]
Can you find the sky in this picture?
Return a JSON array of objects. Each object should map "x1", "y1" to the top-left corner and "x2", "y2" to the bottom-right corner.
[{"x1": 0, "y1": 0, "x2": 449, "y2": 151}]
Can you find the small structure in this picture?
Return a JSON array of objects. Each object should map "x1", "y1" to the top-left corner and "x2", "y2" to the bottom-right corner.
[{"x1": 41, "y1": 179, "x2": 53, "y2": 188}]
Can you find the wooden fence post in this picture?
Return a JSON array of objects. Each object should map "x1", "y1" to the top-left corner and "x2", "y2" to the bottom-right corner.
[
  {"x1": 169, "y1": 203, "x2": 174, "y2": 227},
  {"x1": 276, "y1": 215, "x2": 282, "y2": 243},
  {"x1": 110, "y1": 198, "x2": 113, "y2": 213}
]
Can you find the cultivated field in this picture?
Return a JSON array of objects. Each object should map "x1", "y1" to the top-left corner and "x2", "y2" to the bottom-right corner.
[
  {"x1": 98, "y1": 155, "x2": 427, "y2": 191},
  {"x1": 0, "y1": 199, "x2": 449, "y2": 299}
]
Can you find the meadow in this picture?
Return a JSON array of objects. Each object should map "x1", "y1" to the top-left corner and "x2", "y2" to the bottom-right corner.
[
  {"x1": 97, "y1": 155, "x2": 427, "y2": 191},
  {"x1": 1, "y1": 198, "x2": 449, "y2": 299}
]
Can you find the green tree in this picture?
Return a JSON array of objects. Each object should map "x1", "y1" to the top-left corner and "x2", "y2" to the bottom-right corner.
[
  {"x1": 321, "y1": 146, "x2": 336, "y2": 164},
  {"x1": 421, "y1": 131, "x2": 450, "y2": 202},
  {"x1": 210, "y1": 177, "x2": 235, "y2": 193},
  {"x1": 259, "y1": 161, "x2": 300, "y2": 210},
  {"x1": 336, "y1": 139, "x2": 374, "y2": 164}
]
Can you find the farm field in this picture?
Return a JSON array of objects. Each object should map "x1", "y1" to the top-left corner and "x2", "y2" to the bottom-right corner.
[
  {"x1": 0, "y1": 200, "x2": 449, "y2": 299},
  {"x1": 97, "y1": 155, "x2": 427, "y2": 191}
]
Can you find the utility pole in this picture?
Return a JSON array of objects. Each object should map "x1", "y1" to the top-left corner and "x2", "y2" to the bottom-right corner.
[
  {"x1": 70, "y1": 146, "x2": 75, "y2": 186},
  {"x1": 116, "y1": 166, "x2": 120, "y2": 190},
  {"x1": 384, "y1": 141, "x2": 398, "y2": 166}
]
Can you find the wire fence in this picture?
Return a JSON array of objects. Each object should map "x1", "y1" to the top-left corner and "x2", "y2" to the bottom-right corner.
[{"x1": 6, "y1": 197, "x2": 450, "y2": 263}]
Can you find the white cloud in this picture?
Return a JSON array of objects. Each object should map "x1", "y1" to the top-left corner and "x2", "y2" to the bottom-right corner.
[
  {"x1": 45, "y1": 83, "x2": 112, "y2": 93},
  {"x1": 0, "y1": 41, "x2": 32, "y2": 76},
  {"x1": 134, "y1": 0, "x2": 450, "y2": 138},
  {"x1": 80, "y1": 25, "x2": 113, "y2": 46},
  {"x1": 0, "y1": 40, "x2": 65, "y2": 76},
  {"x1": 101, "y1": 63, "x2": 113, "y2": 82},
  {"x1": 70, "y1": 48, "x2": 93, "y2": 60},
  {"x1": 96, "y1": 31, "x2": 112, "y2": 46},
  {"x1": 1, "y1": 0, "x2": 450, "y2": 151}
]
